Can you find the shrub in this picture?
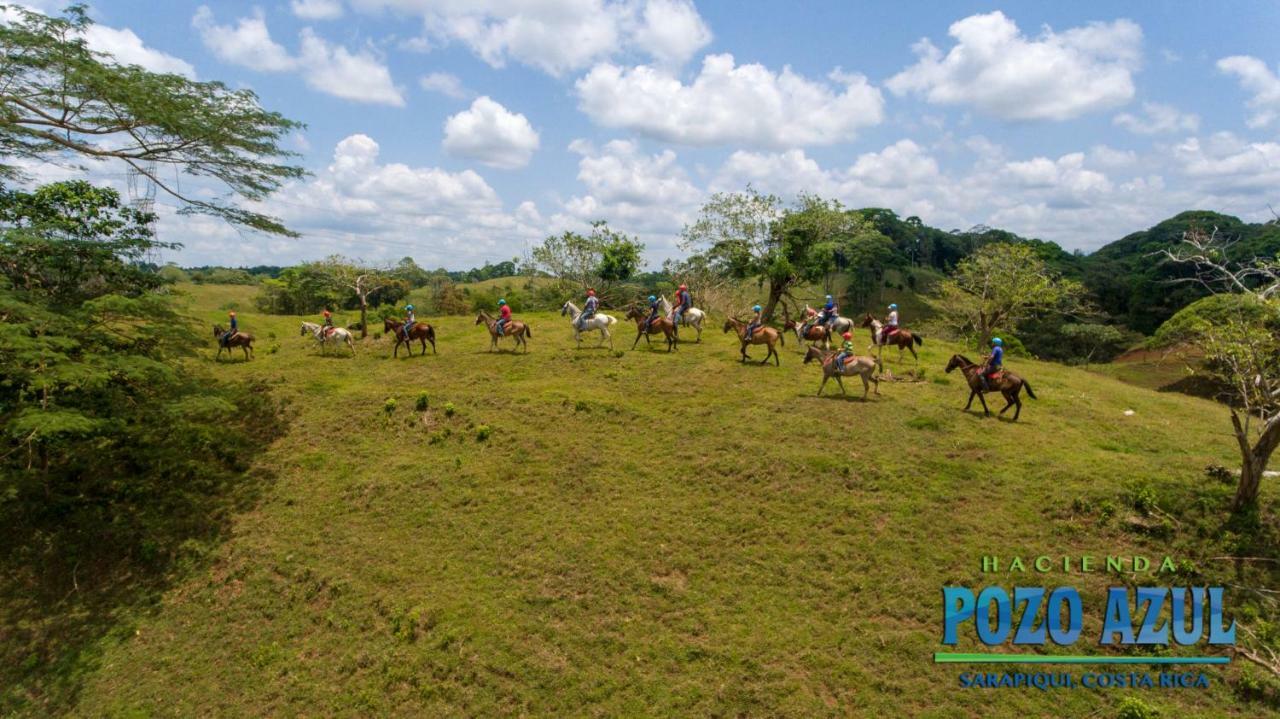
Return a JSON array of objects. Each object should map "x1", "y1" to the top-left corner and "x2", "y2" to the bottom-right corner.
[
  {"x1": 1115, "y1": 696, "x2": 1159, "y2": 719},
  {"x1": 415, "y1": 393, "x2": 429, "y2": 412},
  {"x1": 443, "y1": 402, "x2": 456, "y2": 417},
  {"x1": 383, "y1": 398, "x2": 397, "y2": 415},
  {"x1": 475, "y1": 425, "x2": 492, "y2": 442}
]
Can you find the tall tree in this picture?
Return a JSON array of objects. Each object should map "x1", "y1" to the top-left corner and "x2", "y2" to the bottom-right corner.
[
  {"x1": 528, "y1": 221, "x2": 644, "y2": 300},
  {"x1": 318, "y1": 257, "x2": 396, "y2": 338},
  {"x1": 937, "y1": 242, "x2": 1086, "y2": 346},
  {"x1": 1159, "y1": 227, "x2": 1280, "y2": 510},
  {"x1": 0, "y1": 4, "x2": 305, "y2": 235}
]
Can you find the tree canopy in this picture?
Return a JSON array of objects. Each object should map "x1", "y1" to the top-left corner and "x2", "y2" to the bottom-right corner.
[{"x1": 0, "y1": 4, "x2": 305, "y2": 235}]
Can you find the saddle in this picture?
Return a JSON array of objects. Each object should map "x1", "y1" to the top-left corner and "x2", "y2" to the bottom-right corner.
[{"x1": 323, "y1": 326, "x2": 336, "y2": 337}]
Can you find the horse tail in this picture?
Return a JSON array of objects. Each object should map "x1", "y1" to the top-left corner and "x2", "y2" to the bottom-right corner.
[
  {"x1": 913, "y1": 334, "x2": 923, "y2": 346},
  {"x1": 1023, "y1": 380, "x2": 1037, "y2": 400},
  {"x1": 778, "y1": 328, "x2": 785, "y2": 347},
  {"x1": 427, "y1": 326, "x2": 436, "y2": 342},
  {"x1": 525, "y1": 324, "x2": 532, "y2": 338}
]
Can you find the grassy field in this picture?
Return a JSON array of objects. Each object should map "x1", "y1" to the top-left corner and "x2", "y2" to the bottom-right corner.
[{"x1": 10, "y1": 282, "x2": 1277, "y2": 718}]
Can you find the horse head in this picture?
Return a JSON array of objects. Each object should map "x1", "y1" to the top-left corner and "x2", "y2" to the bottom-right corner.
[
  {"x1": 213, "y1": 325, "x2": 223, "y2": 337},
  {"x1": 300, "y1": 323, "x2": 310, "y2": 336},
  {"x1": 474, "y1": 313, "x2": 486, "y2": 325},
  {"x1": 860, "y1": 313, "x2": 876, "y2": 328},
  {"x1": 803, "y1": 346, "x2": 821, "y2": 364},
  {"x1": 945, "y1": 354, "x2": 967, "y2": 373},
  {"x1": 560, "y1": 301, "x2": 570, "y2": 317},
  {"x1": 383, "y1": 317, "x2": 396, "y2": 333}
]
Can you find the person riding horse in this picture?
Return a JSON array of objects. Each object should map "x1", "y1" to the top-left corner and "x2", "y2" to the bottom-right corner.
[
  {"x1": 579, "y1": 289, "x2": 599, "y2": 330},
  {"x1": 834, "y1": 331, "x2": 854, "y2": 373},
  {"x1": 818, "y1": 295, "x2": 838, "y2": 330},
  {"x1": 980, "y1": 337, "x2": 1004, "y2": 390},
  {"x1": 321, "y1": 308, "x2": 334, "y2": 336},
  {"x1": 643, "y1": 294, "x2": 660, "y2": 332},
  {"x1": 221, "y1": 310, "x2": 238, "y2": 346},
  {"x1": 880, "y1": 303, "x2": 899, "y2": 345},
  {"x1": 671, "y1": 284, "x2": 692, "y2": 337},
  {"x1": 402, "y1": 304, "x2": 416, "y2": 340},
  {"x1": 495, "y1": 299, "x2": 512, "y2": 336},
  {"x1": 745, "y1": 304, "x2": 763, "y2": 339}
]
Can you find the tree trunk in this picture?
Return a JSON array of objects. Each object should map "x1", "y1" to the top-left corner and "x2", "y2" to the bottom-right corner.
[
  {"x1": 358, "y1": 295, "x2": 368, "y2": 339},
  {"x1": 762, "y1": 279, "x2": 788, "y2": 323},
  {"x1": 1231, "y1": 411, "x2": 1280, "y2": 511}
]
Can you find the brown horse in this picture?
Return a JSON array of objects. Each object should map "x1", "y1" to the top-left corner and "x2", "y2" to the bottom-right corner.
[
  {"x1": 944, "y1": 354, "x2": 1037, "y2": 420},
  {"x1": 722, "y1": 317, "x2": 783, "y2": 365},
  {"x1": 803, "y1": 346, "x2": 879, "y2": 399},
  {"x1": 384, "y1": 318, "x2": 437, "y2": 357},
  {"x1": 782, "y1": 318, "x2": 832, "y2": 349},
  {"x1": 213, "y1": 324, "x2": 254, "y2": 361},
  {"x1": 476, "y1": 310, "x2": 530, "y2": 352},
  {"x1": 624, "y1": 306, "x2": 677, "y2": 351},
  {"x1": 860, "y1": 313, "x2": 922, "y2": 366}
]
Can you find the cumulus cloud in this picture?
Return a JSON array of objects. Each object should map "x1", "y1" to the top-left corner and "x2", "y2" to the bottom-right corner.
[
  {"x1": 291, "y1": 0, "x2": 344, "y2": 20},
  {"x1": 887, "y1": 11, "x2": 1142, "y2": 121},
  {"x1": 443, "y1": 97, "x2": 540, "y2": 169},
  {"x1": 81, "y1": 24, "x2": 196, "y2": 77},
  {"x1": 1113, "y1": 102, "x2": 1199, "y2": 135},
  {"x1": 1173, "y1": 132, "x2": 1280, "y2": 195},
  {"x1": 192, "y1": 7, "x2": 403, "y2": 106},
  {"x1": 419, "y1": 71, "x2": 469, "y2": 99},
  {"x1": 345, "y1": 0, "x2": 710, "y2": 75},
  {"x1": 576, "y1": 54, "x2": 885, "y2": 147},
  {"x1": 1217, "y1": 55, "x2": 1280, "y2": 128}
]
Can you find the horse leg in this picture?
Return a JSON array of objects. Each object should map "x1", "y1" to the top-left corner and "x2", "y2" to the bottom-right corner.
[
  {"x1": 977, "y1": 391, "x2": 991, "y2": 416},
  {"x1": 817, "y1": 374, "x2": 828, "y2": 396},
  {"x1": 1012, "y1": 391, "x2": 1023, "y2": 421},
  {"x1": 631, "y1": 331, "x2": 642, "y2": 350},
  {"x1": 836, "y1": 374, "x2": 847, "y2": 396},
  {"x1": 740, "y1": 342, "x2": 749, "y2": 362},
  {"x1": 964, "y1": 389, "x2": 975, "y2": 410},
  {"x1": 419, "y1": 337, "x2": 426, "y2": 355}
]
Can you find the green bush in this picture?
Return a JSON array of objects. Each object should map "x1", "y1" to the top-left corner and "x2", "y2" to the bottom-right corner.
[
  {"x1": 1115, "y1": 696, "x2": 1159, "y2": 719},
  {"x1": 415, "y1": 393, "x2": 429, "y2": 412}
]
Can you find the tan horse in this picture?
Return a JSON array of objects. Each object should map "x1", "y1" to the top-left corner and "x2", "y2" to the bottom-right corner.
[
  {"x1": 944, "y1": 354, "x2": 1037, "y2": 420},
  {"x1": 476, "y1": 310, "x2": 530, "y2": 352},
  {"x1": 624, "y1": 306, "x2": 677, "y2": 351},
  {"x1": 722, "y1": 317, "x2": 783, "y2": 365},
  {"x1": 782, "y1": 317, "x2": 832, "y2": 349},
  {"x1": 803, "y1": 346, "x2": 879, "y2": 398},
  {"x1": 384, "y1": 318, "x2": 437, "y2": 357},
  {"x1": 861, "y1": 314, "x2": 922, "y2": 366},
  {"x1": 213, "y1": 324, "x2": 254, "y2": 361}
]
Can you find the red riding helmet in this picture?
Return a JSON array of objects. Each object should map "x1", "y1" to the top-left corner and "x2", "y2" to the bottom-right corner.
[
  {"x1": 587, "y1": 288, "x2": 596, "y2": 296},
  {"x1": 842, "y1": 332, "x2": 852, "y2": 340},
  {"x1": 679, "y1": 284, "x2": 687, "y2": 290},
  {"x1": 228, "y1": 311, "x2": 236, "y2": 317}
]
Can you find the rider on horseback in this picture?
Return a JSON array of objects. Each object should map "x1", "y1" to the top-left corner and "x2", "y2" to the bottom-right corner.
[
  {"x1": 222, "y1": 311, "x2": 237, "y2": 346},
  {"x1": 671, "y1": 284, "x2": 692, "y2": 337},
  {"x1": 644, "y1": 295, "x2": 660, "y2": 331},
  {"x1": 980, "y1": 337, "x2": 1004, "y2": 390},
  {"x1": 834, "y1": 331, "x2": 854, "y2": 373},
  {"x1": 818, "y1": 295, "x2": 838, "y2": 330},
  {"x1": 402, "y1": 304, "x2": 416, "y2": 340},
  {"x1": 496, "y1": 299, "x2": 511, "y2": 336},
  {"x1": 321, "y1": 308, "x2": 333, "y2": 336},
  {"x1": 881, "y1": 303, "x2": 899, "y2": 344},
  {"x1": 579, "y1": 289, "x2": 599, "y2": 330},
  {"x1": 745, "y1": 304, "x2": 763, "y2": 339}
]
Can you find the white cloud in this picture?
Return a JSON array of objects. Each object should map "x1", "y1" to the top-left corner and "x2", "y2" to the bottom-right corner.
[
  {"x1": 1113, "y1": 102, "x2": 1199, "y2": 135},
  {"x1": 81, "y1": 24, "x2": 196, "y2": 77},
  {"x1": 420, "y1": 71, "x2": 468, "y2": 99},
  {"x1": 192, "y1": 7, "x2": 296, "y2": 72},
  {"x1": 887, "y1": 11, "x2": 1142, "y2": 121},
  {"x1": 576, "y1": 54, "x2": 885, "y2": 147},
  {"x1": 443, "y1": 97, "x2": 539, "y2": 169},
  {"x1": 1217, "y1": 55, "x2": 1280, "y2": 128},
  {"x1": 291, "y1": 0, "x2": 344, "y2": 20},
  {"x1": 631, "y1": 0, "x2": 712, "y2": 68},
  {"x1": 1173, "y1": 132, "x2": 1280, "y2": 195},
  {"x1": 297, "y1": 29, "x2": 404, "y2": 106},
  {"x1": 344, "y1": 0, "x2": 711, "y2": 75},
  {"x1": 191, "y1": 7, "x2": 403, "y2": 106}
]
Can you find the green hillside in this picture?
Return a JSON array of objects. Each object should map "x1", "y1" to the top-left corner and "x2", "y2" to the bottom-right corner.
[{"x1": 5, "y1": 283, "x2": 1274, "y2": 718}]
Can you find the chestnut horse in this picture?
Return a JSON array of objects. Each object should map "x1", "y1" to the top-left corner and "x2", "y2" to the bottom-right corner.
[
  {"x1": 860, "y1": 314, "x2": 922, "y2": 366},
  {"x1": 782, "y1": 316, "x2": 832, "y2": 349},
  {"x1": 213, "y1": 324, "x2": 254, "y2": 361},
  {"x1": 624, "y1": 306, "x2": 677, "y2": 351},
  {"x1": 803, "y1": 346, "x2": 879, "y2": 398},
  {"x1": 722, "y1": 317, "x2": 783, "y2": 365},
  {"x1": 383, "y1": 318, "x2": 437, "y2": 357},
  {"x1": 944, "y1": 354, "x2": 1036, "y2": 420},
  {"x1": 475, "y1": 310, "x2": 530, "y2": 352}
]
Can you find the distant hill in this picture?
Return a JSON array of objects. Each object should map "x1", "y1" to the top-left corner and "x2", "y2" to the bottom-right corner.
[{"x1": 1080, "y1": 211, "x2": 1280, "y2": 334}]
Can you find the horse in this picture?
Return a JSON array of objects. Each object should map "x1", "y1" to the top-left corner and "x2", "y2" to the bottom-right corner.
[
  {"x1": 803, "y1": 346, "x2": 879, "y2": 399},
  {"x1": 624, "y1": 306, "x2": 677, "y2": 352},
  {"x1": 721, "y1": 316, "x2": 783, "y2": 366},
  {"x1": 861, "y1": 313, "x2": 922, "y2": 366},
  {"x1": 213, "y1": 324, "x2": 254, "y2": 361},
  {"x1": 944, "y1": 354, "x2": 1037, "y2": 421},
  {"x1": 802, "y1": 303, "x2": 855, "y2": 336},
  {"x1": 301, "y1": 321, "x2": 356, "y2": 355},
  {"x1": 781, "y1": 306, "x2": 831, "y2": 348},
  {"x1": 561, "y1": 301, "x2": 617, "y2": 349},
  {"x1": 476, "y1": 310, "x2": 530, "y2": 352},
  {"x1": 383, "y1": 317, "x2": 437, "y2": 357},
  {"x1": 658, "y1": 295, "x2": 705, "y2": 342}
]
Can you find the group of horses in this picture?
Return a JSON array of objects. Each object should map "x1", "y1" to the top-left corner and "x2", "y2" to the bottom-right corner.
[{"x1": 212, "y1": 295, "x2": 1036, "y2": 420}]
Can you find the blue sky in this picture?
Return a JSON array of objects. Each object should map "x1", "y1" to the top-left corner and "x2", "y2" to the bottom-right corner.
[{"x1": 14, "y1": 1, "x2": 1280, "y2": 268}]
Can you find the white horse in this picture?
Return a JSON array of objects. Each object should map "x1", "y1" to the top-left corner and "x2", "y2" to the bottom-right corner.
[
  {"x1": 300, "y1": 321, "x2": 356, "y2": 355},
  {"x1": 560, "y1": 301, "x2": 617, "y2": 349},
  {"x1": 659, "y1": 294, "x2": 705, "y2": 342}
]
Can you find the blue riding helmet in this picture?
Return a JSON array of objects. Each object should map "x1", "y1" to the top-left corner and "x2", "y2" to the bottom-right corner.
[
  {"x1": 752, "y1": 304, "x2": 762, "y2": 312},
  {"x1": 498, "y1": 299, "x2": 506, "y2": 305},
  {"x1": 404, "y1": 304, "x2": 414, "y2": 311},
  {"x1": 889, "y1": 303, "x2": 897, "y2": 310},
  {"x1": 648, "y1": 295, "x2": 656, "y2": 302},
  {"x1": 992, "y1": 337, "x2": 1003, "y2": 346},
  {"x1": 825, "y1": 295, "x2": 833, "y2": 301}
]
